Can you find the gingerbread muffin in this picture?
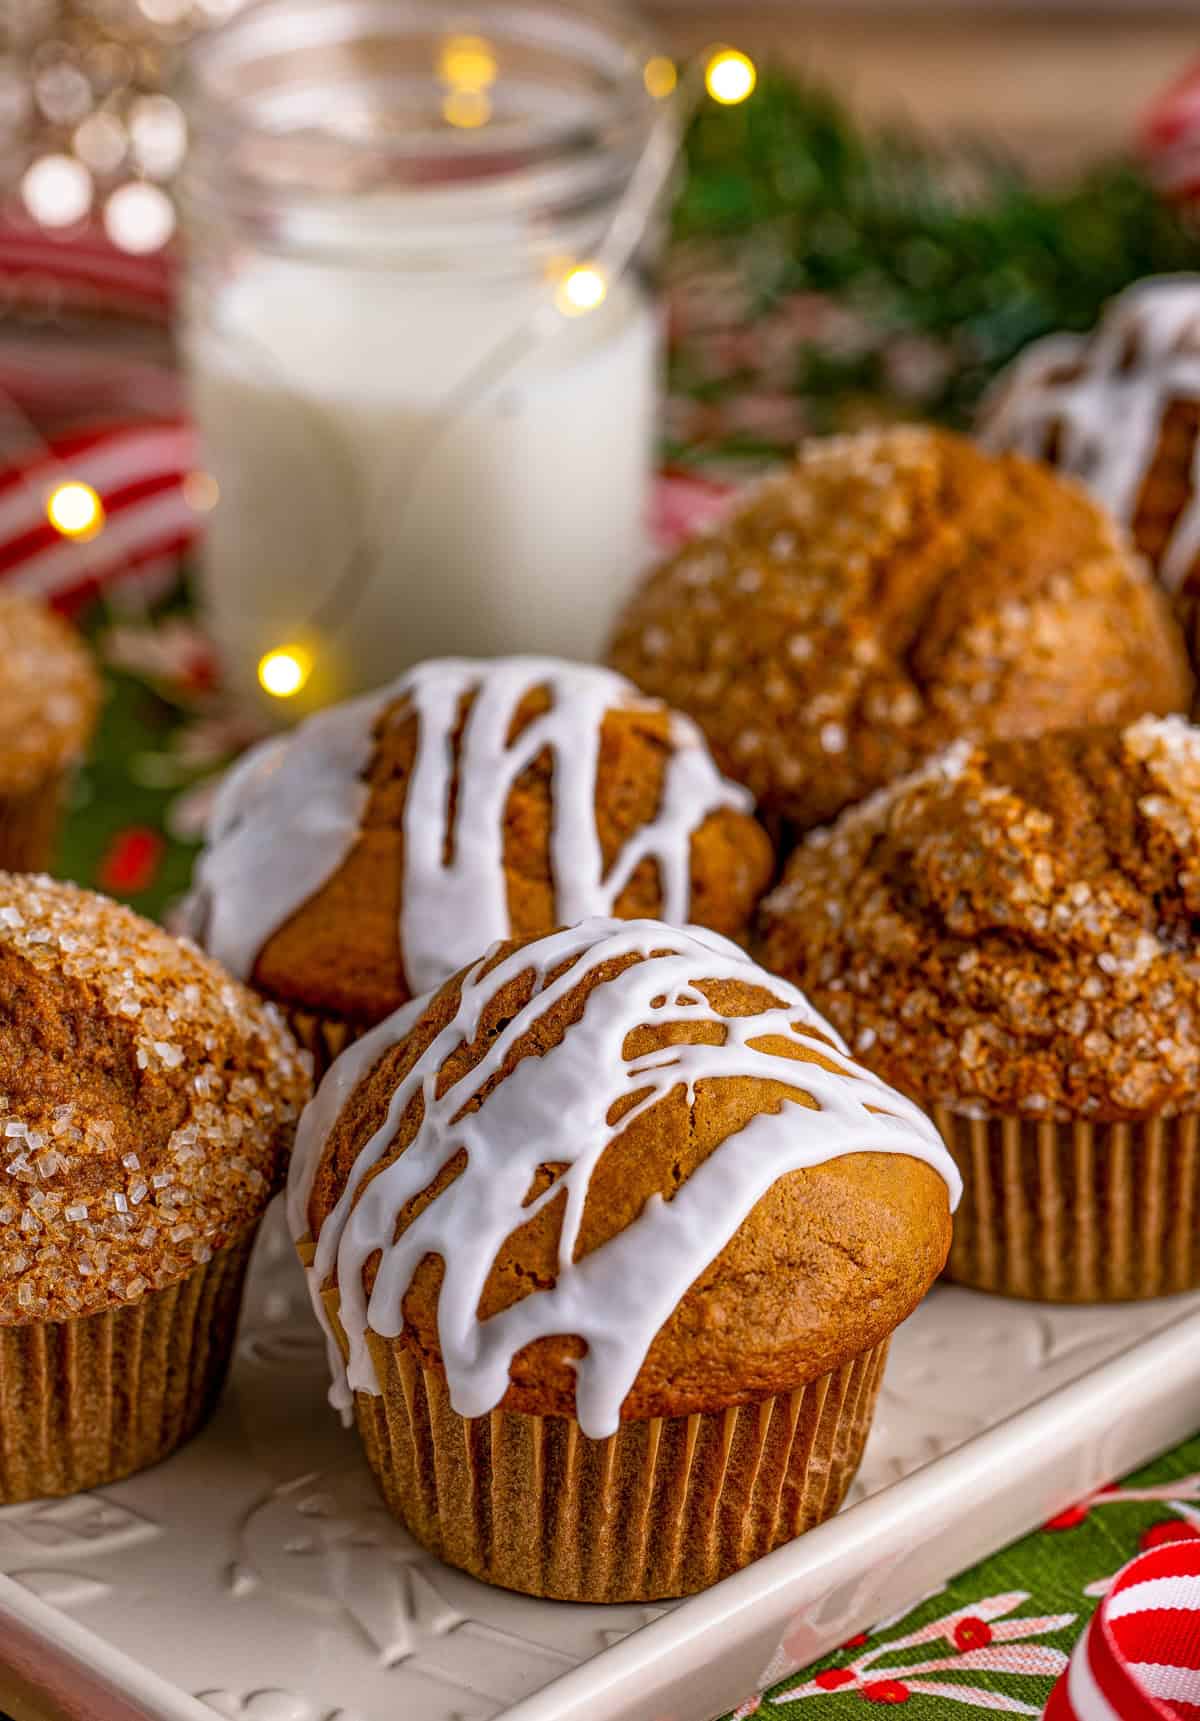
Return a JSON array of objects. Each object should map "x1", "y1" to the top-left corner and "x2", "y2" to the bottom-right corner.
[
  {"x1": 289, "y1": 917, "x2": 957, "y2": 1602},
  {"x1": 0, "y1": 595, "x2": 99, "y2": 870},
  {"x1": 0, "y1": 873, "x2": 308, "y2": 1500},
  {"x1": 184, "y1": 657, "x2": 774, "y2": 1077},
  {"x1": 609, "y1": 426, "x2": 1191, "y2": 833},
  {"x1": 761, "y1": 715, "x2": 1200, "y2": 1303},
  {"x1": 978, "y1": 276, "x2": 1200, "y2": 690}
]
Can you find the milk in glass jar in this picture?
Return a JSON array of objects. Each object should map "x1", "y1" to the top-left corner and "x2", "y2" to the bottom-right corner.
[{"x1": 179, "y1": 1, "x2": 667, "y2": 715}]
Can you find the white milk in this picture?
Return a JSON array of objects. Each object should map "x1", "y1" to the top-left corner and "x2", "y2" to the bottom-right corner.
[{"x1": 184, "y1": 255, "x2": 659, "y2": 713}]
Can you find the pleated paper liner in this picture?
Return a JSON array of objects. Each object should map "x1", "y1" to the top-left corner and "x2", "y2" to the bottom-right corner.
[
  {"x1": 0, "y1": 771, "x2": 71, "y2": 873},
  {"x1": 932, "y1": 1105, "x2": 1200, "y2": 1302},
  {"x1": 341, "y1": 1311, "x2": 888, "y2": 1604},
  {"x1": 0, "y1": 1228, "x2": 257, "y2": 1503},
  {"x1": 1172, "y1": 586, "x2": 1200, "y2": 719},
  {"x1": 279, "y1": 1004, "x2": 374, "y2": 1084}
]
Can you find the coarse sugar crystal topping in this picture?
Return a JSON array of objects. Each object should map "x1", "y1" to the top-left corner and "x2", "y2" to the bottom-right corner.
[
  {"x1": 0, "y1": 873, "x2": 310, "y2": 1323},
  {"x1": 0, "y1": 595, "x2": 98, "y2": 793},
  {"x1": 610, "y1": 426, "x2": 1192, "y2": 832},
  {"x1": 760, "y1": 719, "x2": 1200, "y2": 1121}
]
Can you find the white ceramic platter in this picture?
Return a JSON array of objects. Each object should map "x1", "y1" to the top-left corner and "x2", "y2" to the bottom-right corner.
[{"x1": 0, "y1": 1201, "x2": 1197, "y2": 1721}]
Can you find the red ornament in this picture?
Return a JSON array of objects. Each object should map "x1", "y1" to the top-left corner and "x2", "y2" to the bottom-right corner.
[
  {"x1": 1044, "y1": 1501, "x2": 1092, "y2": 1531},
  {"x1": 1140, "y1": 1518, "x2": 1200, "y2": 1552},
  {"x1": 815, "y1": 1669, "x2": 856, "y2": 1690},
  {"x1": 840, "y1": 1633, "x2": 870, "y2": 1651},
  {"x1": 98, "y1": 825, "x2": 165, "y2": 895},
  {"x1": 953, "y1": 1617, "x2": 993, "y2": 1652},
  {"x1": 1141, "y1": 59, "x2": 1200, "y2": 205},
  {"x1": 862, "y1": 1681, "x2": 910, "y2": 1705}
]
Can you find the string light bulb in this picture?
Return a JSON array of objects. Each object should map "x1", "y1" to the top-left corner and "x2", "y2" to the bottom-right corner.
[
  {"x1": 181, "y1": 470, "x2": 220, "y2": 513},
  {"x1": 439, "y1": 33, "x2": 497, "y2": 129},
  {"x1": 438, "y1": 34, "x2": 497, "y2": 91},
  {"x1": 705, "y1": 48, "x2": 757, "y2": 106},
  {"x1": 643, "y1": 56, "x2": 677, "y2": 100},
  {"x1": 22, "y1": 153, "x2": 92, "y2": 228},
  {"x1": 46, "y1": 480, "x2": 104, "y2": 541},
  {"x1": 555, "y1": 263, "x2": 608, "y2": 317},
  {"x1": 258, "y1": 646, "x2": 311, "y2": 699},
  {"x1": 443, "y1": 89, "x2": 491, "y2": 129}
]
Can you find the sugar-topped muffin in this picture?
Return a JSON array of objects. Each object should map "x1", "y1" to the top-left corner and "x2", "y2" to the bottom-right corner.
[
  {"x1": 0, "y1": 595, "x2": 99, "y2": 870},
  {"x1": 0, "y1": 873, "x2": 309, "y2": 1499},
  {"x1": 184, "y1": 657, "x2": 774, "y2": 1074},
  {"x1": 760, "y1": 716, "x2": 1200, "y2": 1301},
  {"x1": 610, "y1": 427, "x2": 1191, "y2": 832},
  {"x1": 290, "y1": 917, "x2": 957, "y2": 1601}
]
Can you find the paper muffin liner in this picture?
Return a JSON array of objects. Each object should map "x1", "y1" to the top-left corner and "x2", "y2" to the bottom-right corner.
[
  {"x1": 0, "y1": 1228, "x2": 257, "y2": 1503},
  {"x1": 932, "y1": 1105, "x2": 1200, "y2": 1302},
  {"x1": 349, "y1": 1326, "x2": 888, "y2": 1603},
  {"x1": 279, "y1": 1004, "x2": 372, "y2": 1083},
  {"x1": 0, "y1": 771, "x2": 71, "y2": 874},
  {"x1": 1172, "y1": 589, "x2": 1200, "y2": 719}
]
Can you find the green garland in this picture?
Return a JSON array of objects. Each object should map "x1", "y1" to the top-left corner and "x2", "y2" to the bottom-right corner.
[{"x1": 674, "y1": 73, "x2": 1200, "y2": 431}]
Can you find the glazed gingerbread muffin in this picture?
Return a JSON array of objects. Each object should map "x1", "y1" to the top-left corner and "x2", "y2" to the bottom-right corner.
[
  {"x1": 760, "y1": 715, "x2": 1200, "y2": 1303},
  {"x1": 609, "y1": 426, "x2": 1191, "y2": 833},
  {"x1": 289, "y1": 917, "x2": 957, "y2": 1602},
  {"x1": 978, "y1": 276, "x2": 1200, "y2": 694},
  {"x1": 0, "y1": 873, "x2": 308, "y2": 1500},
  {"x1": 184, "y1": 658, "x2": 774, "y2": 1076},
  {"x1": 0, "y1": 595, "x2": 99, "y2": 870}
]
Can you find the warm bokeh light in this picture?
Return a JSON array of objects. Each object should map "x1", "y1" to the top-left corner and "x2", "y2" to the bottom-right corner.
[
  {"x1": 258, "y1": 647, "x2": 311, "y2": 699},
  {"x1": 74, "y1": 111, "x2": 127, "y2": 174},
  {"x1": 438, "y1": 34, "x2": 497, "y2": 91},
  {"x1": 556, "y1": 263, "x2": 608, "y2": 317},
  {"x1": 21, "y1": 153, "x2": 92, "y2": 227},
  {"x1": 643, "y1": 56, "x2": 678, "y2": 101},
  {"x1": 705, "y1": 48, "x2": 757, "y2": 106},
  {"x1": 182, "y1": 470, "x2": 220, "y2": 513},
  {"x1": 442, "y1": 88, "x2": 492, "y2": 129},
  {"x1": 129, "y1": 94, "x2": 187, "y2": 179},
  {"x1": 46, "y1": 480, "x2": 105, "y2": 541},
  {"x1": 103, "y1": 181, "x2": 176, "y2": 254}
]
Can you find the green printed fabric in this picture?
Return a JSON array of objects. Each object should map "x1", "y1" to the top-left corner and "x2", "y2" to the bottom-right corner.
[{"x1": 727, "y1": 1434, "x2": 1200, "y2": 1716}]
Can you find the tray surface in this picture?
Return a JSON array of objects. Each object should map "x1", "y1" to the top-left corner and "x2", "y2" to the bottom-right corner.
[{"x1": 0, "y1": 1201, "x2": 1195, "y2": 1721}]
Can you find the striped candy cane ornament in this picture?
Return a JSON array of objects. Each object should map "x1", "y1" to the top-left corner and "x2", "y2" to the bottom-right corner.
[{"x1": 1047, "y1": 1541, "x2": 1200, "y2": 1719}]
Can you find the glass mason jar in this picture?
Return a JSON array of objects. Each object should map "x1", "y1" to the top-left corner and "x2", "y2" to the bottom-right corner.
[{"x1": 178, "y1": 0, "x2": 669, "y2": 717}]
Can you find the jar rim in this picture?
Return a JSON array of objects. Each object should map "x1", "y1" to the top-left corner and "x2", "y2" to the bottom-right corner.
[{"x1": 181, "y1": 0, "x2": 660, "y2": 197}]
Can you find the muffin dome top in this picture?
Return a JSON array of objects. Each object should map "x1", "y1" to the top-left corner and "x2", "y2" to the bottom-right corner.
[
  {"x1": 609, "y1": 426, "x2": 1191, "y2": 830},
  {"x1": 978, "y1": 276, "x2": 1200, "y2": 597},
  {"x1": 761, "y1": 716, "x2": 1200, "y2": 1122},
  {"x1": 0, "y1": 596, "x2": 98, "y2": 792},
  {"x1": 0, "y1": 874, "x2": 309, "y2": 1324},
  {"x1": 289, "y1": 918, "x2": 957, "y2": 1438},
  {"x1": 185, "y1": 657, "x2": 772, "y2": 1025}
]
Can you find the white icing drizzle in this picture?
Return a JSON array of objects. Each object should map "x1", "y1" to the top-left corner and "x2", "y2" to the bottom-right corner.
[
  {"x1": 184, "y1": 658, "x2": 752, "y2": 998},
  {"x1": 179, "y1": 688, "x2": 382, "y2": 980},
  {"x1": 287, "y1": 918, "x2": 961, "y2": 1439},
  {"x1": 979, "y1": 275, "x2": 1200, "y2": 592}
]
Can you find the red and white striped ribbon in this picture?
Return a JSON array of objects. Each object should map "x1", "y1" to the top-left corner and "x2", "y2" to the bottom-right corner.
[
  {"x1": 0, "y1": 420, "x2": 202, "y2": 610},
  {"x1": 0, "y1": 221, "x2": 173, "y2": 320},
  {"x1": 1046, "y1": 1542, "x2": 1200, "y2": 1720}
]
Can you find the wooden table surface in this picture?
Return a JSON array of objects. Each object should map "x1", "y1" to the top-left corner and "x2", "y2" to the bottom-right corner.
[{"x1": 644, "y1": 3, "x2": 1200, "y2": 175}]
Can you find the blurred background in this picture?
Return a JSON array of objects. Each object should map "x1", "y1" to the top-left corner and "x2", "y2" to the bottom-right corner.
[
  {"x1": 649, "y1": 1, "x2": 1200, "y2": 178},
  {"x1": 4, "y1": 0, "x2": 1200, "y2": 913}
]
